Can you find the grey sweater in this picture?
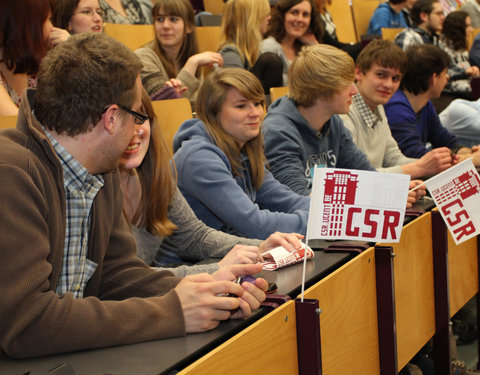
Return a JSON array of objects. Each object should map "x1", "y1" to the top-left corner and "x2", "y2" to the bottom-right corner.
[{"x1": 133, "y1": 187, "x2": 262, "y2": 277}]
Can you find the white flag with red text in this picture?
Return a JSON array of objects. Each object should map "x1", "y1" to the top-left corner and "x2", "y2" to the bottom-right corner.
[
  {"x1": 306, "y1": 168, "x2": 410, "y2": 243},
  {"x1": 425, "y1": 158, "x2": 480, "y2": 245}
]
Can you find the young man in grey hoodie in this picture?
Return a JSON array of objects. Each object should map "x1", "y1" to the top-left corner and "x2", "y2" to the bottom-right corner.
[{"x1": 263, "y1": 44, "x2": 375, "y2": 197}]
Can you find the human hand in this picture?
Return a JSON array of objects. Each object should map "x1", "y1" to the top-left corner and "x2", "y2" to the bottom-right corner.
[
  {"x1": 466, "y1": 65, "x2": 480, "y2": 77},
  {"x1": 470, "y1": 150, "x2": 480, "y2": 167},
  {"x1": 190, "y1": 51, "x2": 223, "y2": 68},
  {"x1": 48, "y1": 27, "x2": 71, "y2": 48},
  {"x1": 164, "y1": 78, "x2": 187, "y2": 96},
  {"x1": 258, "y1": 232, "x2": 304, "y2": 254},
  {"x1": 409, "y1": 179, "x2": 426, "y2": 198},
  {"x1": 298, "y1": 30, "x2": 319, "y2": 46},
  {"x1": 212, "y1": 264, "x2": 267, "y2": 319},
  {"x1": 175, "y1": 273, "x2": 243, "y2": 332},
  {"x1": 417, "y1": 147, "x2": 453, "y2": 175},
  {"x1": 218, "y1": 245, "x2": 262, "y2": 267}
]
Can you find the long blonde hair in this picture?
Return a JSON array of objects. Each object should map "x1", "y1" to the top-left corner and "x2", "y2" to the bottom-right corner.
[
  {"x1": 220, "y1": 0, "x2": 270, "y2": 67},
  {"x1": 196, "y1": 68, "x2": 266, "y2": 189}
]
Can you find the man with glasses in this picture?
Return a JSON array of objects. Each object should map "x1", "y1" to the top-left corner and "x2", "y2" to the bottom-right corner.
[
  {"x1": 0, "y1": 33, "x2": 267, "y2": 358},
  {"x1": 394, "y1": 0, "x2": 445, "y2": 50}
]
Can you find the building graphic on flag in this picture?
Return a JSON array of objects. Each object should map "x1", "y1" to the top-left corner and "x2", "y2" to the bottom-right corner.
[
  {"x1": 432, "y1": 170, "x2": 480, "y2": 204},
  {"x1": 323, "y1": 171, "x2": 359, "y2": 236}
]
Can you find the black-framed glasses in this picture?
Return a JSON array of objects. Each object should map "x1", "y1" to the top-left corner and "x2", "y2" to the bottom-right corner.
[{"x1": 118, "y1": 105, "x2": 149, "y2": 125}]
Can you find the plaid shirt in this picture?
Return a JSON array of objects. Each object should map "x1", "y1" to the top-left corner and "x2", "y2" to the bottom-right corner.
[
  {"x1": 44, "y1": 128, "x2": 104, "y2": 298},
  {"x1": 352, "y1": 93, "x2": 382, "y2": 129},
  {"x1": 394, "y1": 26, "x2": 439, "y2": 51}
]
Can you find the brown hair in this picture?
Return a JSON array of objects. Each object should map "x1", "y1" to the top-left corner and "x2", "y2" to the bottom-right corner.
[
  {"x1": 51, "y1": 0, "x2": 80, "y2": 30},
  {"x1": 134, "y1": 89, "x2": 177, "y2": 236},
  {"x1": 0, "y1": 0, "x2": 55, "y2": 74},
  {"x1": 356, "y1": 39, "x2": 407, "y2": 75},
  {"x1": 151, "y1": 0, "x2": 199, "y2": 79},
  {"x1": 35, "y1": 33, "x2": 142, "y2": 136},
  {"x1": 196, "y1": 68, "x2": 266, "y2": 189},
  {"x1": 442, "y1": 11, "x2": 469, "y2": 51},
  {"x1": 268, "y1": 0, "x2": 324, "y2": 54}
]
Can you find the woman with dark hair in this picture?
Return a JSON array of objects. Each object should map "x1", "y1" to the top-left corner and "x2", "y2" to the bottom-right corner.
[
  {"x1": 51, "y1": 0, "x2": 104, "y2": 34},
  {"x1": 173, "y1": 68, "x2": 310, "y2": 239},
  {"x1": 260, "y1": 0, "x2": 323, "y2": 87},
  {"x1": 135, "y1": 0, "x2": 222, "y2": 102},
  {"x1": 119, "y1": 88, "x2": 303, "y2": 274},
  {"x1": 0, "y1": 0, "x2": 63, "y2": 115},
  {"x1": 440, "y1": 10, "x2": 480, "y2": 98}
]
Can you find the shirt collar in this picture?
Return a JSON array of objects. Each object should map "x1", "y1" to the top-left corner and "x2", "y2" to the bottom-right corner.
[
  {"x1": 353, "y1": 93, "x2": 382, "y2": 129},
  {"x1": 43, "y1": 126, "x2": 104, "y2": 193}
]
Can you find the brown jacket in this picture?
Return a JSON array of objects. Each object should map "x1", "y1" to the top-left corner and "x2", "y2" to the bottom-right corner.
[{"x1": 0, "y1": 90, "x2": 185, "y2": 358}]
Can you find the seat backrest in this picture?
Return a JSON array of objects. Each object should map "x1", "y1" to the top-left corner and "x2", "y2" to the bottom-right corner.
[
  {"x1": 198, "y1": 14, "x2": 223, "y2": 26},
  {"x1": 327, "y1": 0, "x2": 358, "y2": 43},
  {"x1": 151, "y1": 98, "x2": 193, "y2": 155},
  {"x1": 195, "y1": 26, "x2": 222, "y2": 53},
  {"x1": 351, "y1": 0, "x2": 380, "y2": 40},
  {"x1": 103, "y1": 23, "x2": 154, "y2": 51},
  {"x1": 381, "y1": 27, "x2": 406, "y2": 42},
  {"x1": 269, "y1": 87, "x2": 289, "y2": 103},
  {"x1": 0, "y1": 115, "x2": 17, "y2": 130},
  {"x1": 203, "y1": 0, "x2": 225, "y2": 14},
  {"x1": 468, "y1": 28, "x2": 480, "y2": 50}
]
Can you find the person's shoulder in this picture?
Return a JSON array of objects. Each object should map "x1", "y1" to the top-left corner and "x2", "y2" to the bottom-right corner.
[
  {"x1": 0, "y1": 129, "x2": 32, "y2": 163},
  {"x1": 330, "y1": 114, "x2": 350, "y2": 131},
  {"x1": 260, "y1": 36, "x2": 281, "y2": 52},
  {"x1": 0, "y1": 129, "x2": 54, "y2": 185},
  {"x1": 219, "y1": 44, "x2": 240, "y2": 54},
  {"x1": 375, "y1": 2, "x2": 391, "y2": 13},
  {"x1": 173, "y1": 120, "x2": 227, "y2": 165}
]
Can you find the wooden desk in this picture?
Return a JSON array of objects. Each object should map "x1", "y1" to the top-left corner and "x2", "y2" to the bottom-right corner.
[{"x1": 0, "y1": 250, "x2": 353, "y2": 375}]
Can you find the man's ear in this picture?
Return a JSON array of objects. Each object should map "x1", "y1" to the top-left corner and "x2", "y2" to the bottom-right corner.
[
  {"x1": 419, "y1": 11, "x2": 428, "y2": 24},
  {"x1": 428, "y1": 73, "x2": 436, "y2": 89},
  {"x1": 354, "y1": 66, "x2": 363, "y2": 82},
  {"x1": 102, "y1": 105, "x2": 119, "y2": 135}
]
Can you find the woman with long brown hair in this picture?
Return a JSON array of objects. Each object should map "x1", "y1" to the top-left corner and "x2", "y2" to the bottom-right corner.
[
  {"x1": 173, "y1": 68, "x2": 310, "y2": 240},
  {"x1": 135, "y1": 0, "x2": 222, "y2": 102},
  {"x1": 119, "y1": 88, "x2": 303, "y2": 275}
]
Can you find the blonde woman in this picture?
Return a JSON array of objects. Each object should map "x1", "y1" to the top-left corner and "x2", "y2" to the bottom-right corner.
[
  {"x1": 219, "y1": 0, "x2": 283, "y2": 92},
  {"x1": 173, "y1": 68, "x2": 310, "y2": 239},
  {"x1": 135, "y1": 0, "x2": 222, "y2": 102},
  {"x1": 219, "y1": 0, "x2": 270, "y2": 69}
]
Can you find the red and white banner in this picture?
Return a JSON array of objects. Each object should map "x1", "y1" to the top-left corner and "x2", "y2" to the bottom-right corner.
[
  {"x1": 306, "y1": 168, "x2": 410, "y2": 243},
  {"x1": 425, "y1": 158, "x2": 480, "y2": 245}
]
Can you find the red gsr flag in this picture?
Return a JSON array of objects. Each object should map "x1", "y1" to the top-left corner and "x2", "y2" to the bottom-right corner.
[
  {"x1": 425, "y1": 158, "x2": 480, "y2": 245},
  {"x1": 307, "y1": 168, "x2": 410, "y2": 243}
]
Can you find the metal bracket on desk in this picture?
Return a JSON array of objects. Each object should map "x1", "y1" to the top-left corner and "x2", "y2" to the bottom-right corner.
[
  {"x1": 295, "y1": 298, "x2": 322, "y2": 375},
  {"x1": 405, "y1": 208, "x2": 425, "y2": 218},
  {"x1": 261, "y1": 294, "x2": 291, "y2": 312},
  {"x1": 431, "y1": 210, "x2": 451, "y2": 375},
  {"x1": 375, "y1": 245, "x2": 398, "y2": 375},
  {"x1": 323, "y1": 242, "x2": 370, "y2": 254}
]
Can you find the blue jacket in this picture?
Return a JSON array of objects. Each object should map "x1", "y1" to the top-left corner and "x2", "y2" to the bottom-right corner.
[
  {"x1": 263, "y1": 96, "x2": 375, "y2": 196},
  {"x1": 367, "y1": 3, "x2": 407, "y2": 35},
  {"x1": 172, "y1": 118, "x2": 310, "y2": 239},
  {"x1": 384, "y1": 90, "x2": 459, "y2": 158}
]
